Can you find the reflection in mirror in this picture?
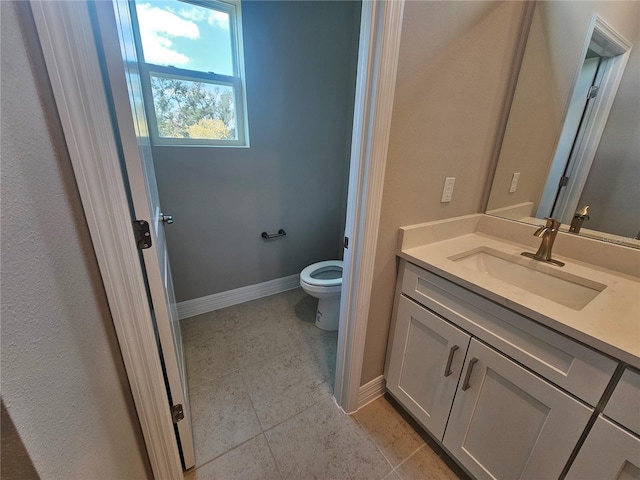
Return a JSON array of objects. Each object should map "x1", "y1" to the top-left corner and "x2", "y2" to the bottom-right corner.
[{"x1": 486, "y1": 2, "x2": 639, "y2": 248}]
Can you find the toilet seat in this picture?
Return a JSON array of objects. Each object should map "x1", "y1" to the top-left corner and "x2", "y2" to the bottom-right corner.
[{"x1": 300, "y1": 260, "x2": 343, "y2": 287}]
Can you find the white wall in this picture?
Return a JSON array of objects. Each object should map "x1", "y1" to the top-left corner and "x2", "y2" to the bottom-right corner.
[
  {"x1": 361, "y1": 1, "x2": 528, "y2": 384},
  {"x1": 0, "y1": 3, "x2": 150, "y2": 478}
]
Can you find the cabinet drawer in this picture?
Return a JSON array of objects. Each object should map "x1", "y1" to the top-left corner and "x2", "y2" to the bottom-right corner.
[
  {"x1": 605, "y1": 367, "x2": 640, "y2": 435},
  {"x1": 401, "y1": 261, "x2": 617, "y2": 405}
]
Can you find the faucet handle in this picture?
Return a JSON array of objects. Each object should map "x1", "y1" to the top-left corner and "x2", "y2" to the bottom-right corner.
[
  {"x1": 575, "y1": 205, "x2": 590, "y2": 220},
  {"x1": 544, "y1": 217, "x2": 561, "y2": 230}
]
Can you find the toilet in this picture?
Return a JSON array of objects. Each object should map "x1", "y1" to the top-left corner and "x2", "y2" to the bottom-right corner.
[{"x1": 299, "y1": 260, "x2": 343, "y2": 331}]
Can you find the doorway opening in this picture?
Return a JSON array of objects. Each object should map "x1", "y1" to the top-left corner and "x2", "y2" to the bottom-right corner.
[
  {"x1": 96, "y1": 0, "x2": 362, "y2": 471},
  {"x1": 30, "y1": 0, "x2": 403, "y2": 475}
]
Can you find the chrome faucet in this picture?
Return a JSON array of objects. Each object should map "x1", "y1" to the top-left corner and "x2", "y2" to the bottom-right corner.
[
  {"x1": 521, "y1": 218, "x2": 565, "y2": 266},
  {"x1": 569, "y1": 205, "x2": 590, "y2": 234}
]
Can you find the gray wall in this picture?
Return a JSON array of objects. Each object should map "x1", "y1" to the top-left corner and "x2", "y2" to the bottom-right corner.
[
  {"x1": 0, "y1": 3, "x2": 151, "y2": 478},
  {"x1": 361, "y1": 1, "x2": 528, "y2": 385},
  {"x1": 578, "y1": 3, "x2": 640, "y2": 238},
  {"x1": 153, "y1": 1, "x2": 361, "y2": 302}
]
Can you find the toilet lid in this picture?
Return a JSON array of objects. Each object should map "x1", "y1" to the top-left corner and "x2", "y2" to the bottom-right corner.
[{"x1": 300, "y1": 260, "x2": 343, "y2": 287}]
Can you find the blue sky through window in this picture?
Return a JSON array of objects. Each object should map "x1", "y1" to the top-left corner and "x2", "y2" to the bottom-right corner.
[{"x1": 135, "y1": 0, "x2": 234, "y2": 76}]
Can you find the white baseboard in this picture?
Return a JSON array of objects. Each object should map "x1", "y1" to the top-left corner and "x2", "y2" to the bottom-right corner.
[
  {"x1": 177, "y1": 274, "x2": 301, "y2": 320},
  {"x1": 357, "y1": 375, "x2": 386, "y2": 410}
]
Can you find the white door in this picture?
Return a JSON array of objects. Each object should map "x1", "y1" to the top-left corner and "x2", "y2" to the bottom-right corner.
[
  {"x1": 537, "y1": 55, "x2": 601, "y2": 220},
  {"x1": 95, "y1": 1, "x2": 195, "y2": 469}
]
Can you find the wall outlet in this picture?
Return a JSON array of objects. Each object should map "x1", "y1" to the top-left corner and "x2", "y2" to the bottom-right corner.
[
  {"x1": 441, "y1": 177, "x2": 456, "y2": 203},
  {"x1": 509, "y1": 172, "x2": 520, "y2": 193}
]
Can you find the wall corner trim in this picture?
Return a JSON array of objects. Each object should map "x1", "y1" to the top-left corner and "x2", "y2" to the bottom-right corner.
[
  {"x1": 357, "y1": 375, "x2": 387, "y2": 410},
  {"x1": 177, "y1": 274, "x2": 300, "y2": 319}
]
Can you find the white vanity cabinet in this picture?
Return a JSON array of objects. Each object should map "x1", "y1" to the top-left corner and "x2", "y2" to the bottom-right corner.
[
  {"x1": 386, "y1": 296, "x2": 471, "y2": 440},
  {"x1": 565, "y1": 416, "x2": 640, "y2": 480},
  {"x1": 385, "y1": 259, "x2": 620, "y2": 480},
  {"x1": 604, "y1": 368, "x2": 640, "y2": 435},
  {"x1": 566, "y1": 367, "x2": 640, "y2": 480},
  {"x1": 443, "y1": 339, "x2": 591, "y2": 480}
]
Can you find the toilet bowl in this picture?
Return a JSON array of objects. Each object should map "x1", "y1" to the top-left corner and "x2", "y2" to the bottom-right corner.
[{"x1": 299, "y1": 260, "x2": 343, "y2": 331}]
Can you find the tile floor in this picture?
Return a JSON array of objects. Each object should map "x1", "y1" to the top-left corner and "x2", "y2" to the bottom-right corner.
[{"x1": 181, "y1": 288, "x2": 467, "y2": 480}]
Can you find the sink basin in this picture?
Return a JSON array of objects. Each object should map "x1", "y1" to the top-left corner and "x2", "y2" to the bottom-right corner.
[{"x1": 449, "y1": 247, "x2": 607, "y2": 310}]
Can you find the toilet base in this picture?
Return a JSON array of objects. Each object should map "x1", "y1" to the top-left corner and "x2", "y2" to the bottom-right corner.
[{"x1": 315, "y1": 297, "x2": 340, "y2": 331}]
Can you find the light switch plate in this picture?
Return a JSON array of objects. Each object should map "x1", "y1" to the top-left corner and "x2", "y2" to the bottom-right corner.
[
  {"x1": 441, "y1": 177, "x2": 455, "y2": 203},
  {"x1": 509, "y1": 172, "x2": 520, "y2": 193}
]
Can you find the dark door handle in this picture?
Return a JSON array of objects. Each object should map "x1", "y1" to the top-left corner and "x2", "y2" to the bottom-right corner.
[{"x1": 461, "y1": 358, "x2": 479, "y2": 391}]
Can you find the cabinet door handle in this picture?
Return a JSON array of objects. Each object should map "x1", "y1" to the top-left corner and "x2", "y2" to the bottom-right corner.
[
  {"x1": 461, "y1": 357, "x2": 478, "y2": 391},
  {"x1": 443, "y1": 345, "x2": 459, "y2": 377}
]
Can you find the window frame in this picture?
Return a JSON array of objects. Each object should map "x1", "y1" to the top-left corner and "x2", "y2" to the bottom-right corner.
[{"x1": 131, "y1": 0, "x2": 249, "y2": 147}]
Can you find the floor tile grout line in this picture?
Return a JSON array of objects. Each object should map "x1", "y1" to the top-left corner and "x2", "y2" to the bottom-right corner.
[
  {"x1": 351, "y1": 399, "x2": 430, "y2": 469},
  {"x1": 186, "y1": 366, "x2": 242, "y2": 392},
  {"x1": 383, "y1": 468, "x2": 402, "y2": 480},
  {"x1": 186, "y1": 325, "x2": 309, "y2": 392},
  {"x1": 238, "y1": 354, "x2": 325, "y2": 443},
  {"x1": 237, "y1": 364, "x2": 270, "y2": 434},
  {"x1": 404, "y1": 443, "x2": 426, "y2": 463},
  {"x1": 191, "y1": 430, "x2": 264, "y2": 473},
  {"x1": 393, "y1": 443, "x2": 426, "y2": 472},
  {"x1": 182, "y1": 295, "x2": 300, "y2": 341},
  {"x1": 261, "y1": 394, "x2": 327, "y2": 435},
  {"x1": 262, "y1": 429, "x2": 285, "y2": 480},
  {"x1": 352, "y1": 411, "x2": 397, "y2": 475},
  {"x1": 244, "y1": 383, "x2": 285, "y2": 480},
  {"x1": 261, "y1": 393, "x2": 386, "y2": 480}
]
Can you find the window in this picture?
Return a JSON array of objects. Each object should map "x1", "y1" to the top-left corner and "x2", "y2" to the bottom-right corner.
[{"x1": 132, "y1": 0, "x2": 248, "y2": 146}]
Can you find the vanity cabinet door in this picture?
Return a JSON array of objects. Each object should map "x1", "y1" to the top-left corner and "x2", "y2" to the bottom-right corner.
[
  {"x1": 386, "y1": 296, "x2": 471, "y2": 441},
  {"x1": 565, "y1": 415, "x2": 640, "y2": 480},
  {"x1": 443, "y1": 339, "x2": 592, "y2": 480},
  {"x1": 605, "y1": 367, "x2": 640, "y2": 435}
]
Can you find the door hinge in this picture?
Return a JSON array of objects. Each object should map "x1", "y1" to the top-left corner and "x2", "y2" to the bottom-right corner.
[
  {"x1": 170, "y1": 404, "x2": 184, "y2": 423},
  {"x1": 559, "y1": 176, "x2": 569, "y2": 187},
  {"x1": 344, "y1": 236, "x2": 349, "y2": 249},
  {"x1": 132, "y1": 220, "x2": 152, "y2": 250},
  {"x1": 587, "y1": 85, "x2": 599, "y2": 99}
]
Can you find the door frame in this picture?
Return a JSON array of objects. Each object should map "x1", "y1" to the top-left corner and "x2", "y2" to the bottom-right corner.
[
  {"x1": 29, "y1": 0, "x2": 403, "y2": 477},
  {"x1": 335, "y1": 0, "x2": 404, "y2": 413}
]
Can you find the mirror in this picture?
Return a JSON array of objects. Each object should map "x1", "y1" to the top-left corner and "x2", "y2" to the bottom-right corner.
[{"x1": 486, "y1": 1, "x2": 639, "y2": 248}]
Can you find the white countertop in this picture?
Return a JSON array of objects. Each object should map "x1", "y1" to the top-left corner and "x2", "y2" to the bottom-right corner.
[{"x1": 398, "y1": 215, "x2": 640, "y2": 368}]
